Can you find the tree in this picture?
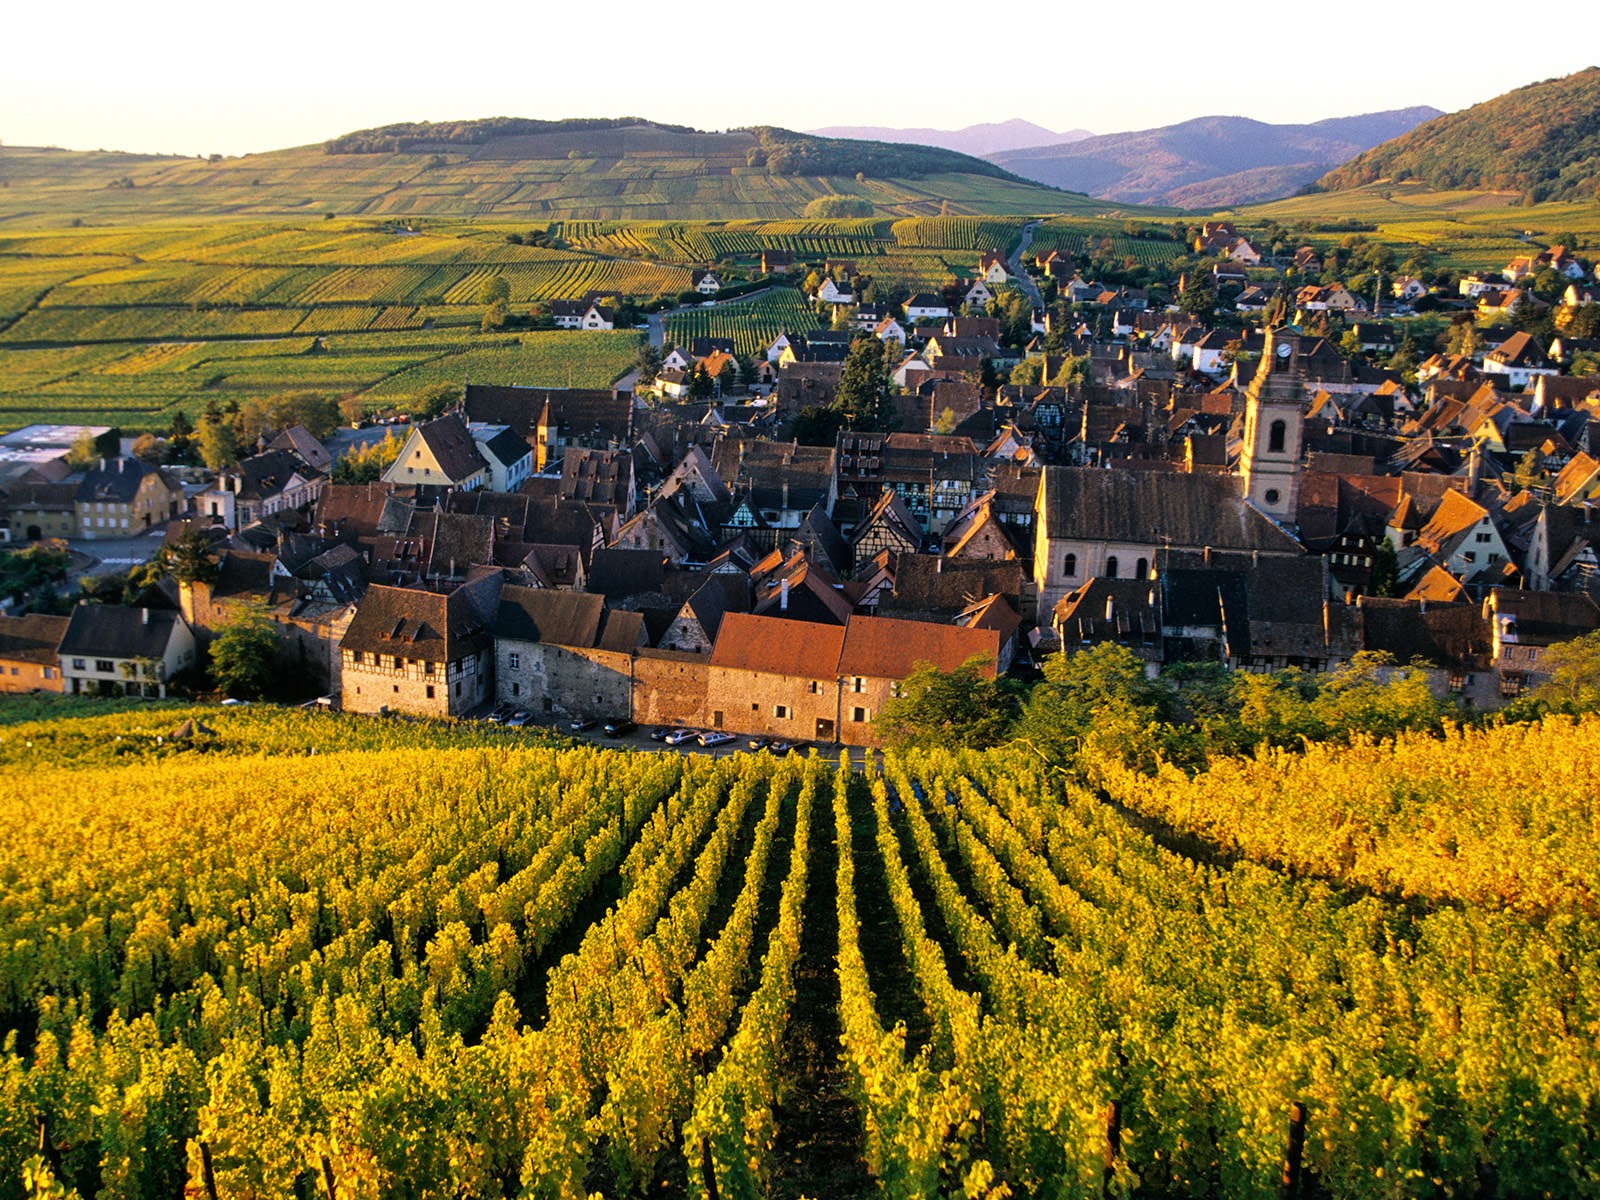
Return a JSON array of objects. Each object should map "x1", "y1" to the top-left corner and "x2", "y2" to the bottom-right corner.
[
  {"x1": 210, "y1": 608, "x2": 281, "y2": 699},
  {"x1": 339, "y1": 395, "x2": 368, "y2": 428},
  {"x1": 130, "y1": 433, "x2": 161, "y2": 462},
  {"x1": 792, "y1": 405, "x2": 844, "y2": 447},
  {"x1": 1532, "y1": 631, "x2": 1600, "y2": 712},
  {"x1": 65, "y1": 432, "x2": 99, "y2": 470},
  {"x1": 481, "y1": 299, "x2": 509, "y2": 333},
  {"x1": 1015, "y1": 643, "x2": 1174, "y2": 770},
  {"x1": 477, "y1": 275, "x2": 511, "y2": 306},
  {"x1": 1177, "y1": 274, "x2": 1215, "y2": 317},
  {"x1": 1339, "y1": 327, "x2": 1365, "y2": 359},
  {"x1": 1446, "y1": 320, "x2": 1483, "y2": 358},
  {"x1": 633, "y1": 341, "x2": 663, "y2": 386},
  {"x1": 332, "y1": 431, "x2": 403, "y2": 483},
  {"x1": 165, "y1": 528, "x2": 218, "y2": 585},
  {"x1": 835, "y1": 336, "x2": 894, "y2": 430},
  {"x1": 1369, "y1": 538, "x2": 1400, "y2": 597},
  {"x1": 196, "y1": 418, "x2": 237, "y2": 470},
  {"x1": 873, "y1": 655, "x2": 1011, "y2": 750},
  {"x1": 410, "y1": 383, "x2": 458, "y2": 421}
]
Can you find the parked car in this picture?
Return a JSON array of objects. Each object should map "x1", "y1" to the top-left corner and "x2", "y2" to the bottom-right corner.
[
  {"x1": 570, "y1": 716, "x2": 598, "y2": 732},
  {"x1": 699, "y1": 731, "x2": 735, "y2": 747},
  {"x1": 506, "y1": 711, "x2": 532, "y2": 728},
  {"x1": 770, "y1": 740, "x2": 797, "y2": 754},
  {"x1": 648, "y1": 727, "x2": 673, "y2": 742},
  {"x1": 604, "y1": 719, "x2": 637, "y2": 737},
  {"x1": 486, "y1": 704, "x2": 514, "y2": 724},
  {"x1": 746, "y1": 736, "x2": 770, "y2": 750},
  {"x1": 664, "y1": 728, "x2": 700, "y2": 745}
]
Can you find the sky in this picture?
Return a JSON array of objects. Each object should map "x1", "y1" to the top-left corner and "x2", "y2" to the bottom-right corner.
[{"x1": 4, "y1": 0, "x2": 1596, "y2": 158}]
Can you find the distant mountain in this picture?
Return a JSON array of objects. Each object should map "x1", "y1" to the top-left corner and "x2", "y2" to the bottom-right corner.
[
  {"x1": 807, "y1": 119, "x2": 1092, "y2": 158},
  {"x1": 1319, "y1": 68, "x2": 1600, "y2": 202},
  {"x1": 990, "y1": 108, "x2": 1443, "y2": 206}
]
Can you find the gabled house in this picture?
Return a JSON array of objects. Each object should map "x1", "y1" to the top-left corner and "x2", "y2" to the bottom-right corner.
[
  {"x1": 59, "y1": 604, "x2": 196, "y2": 698},
  {"x1": 200, "y1": 447, "x2": 327, "y2": 532},
  {"x1": 904, "y1": 294, "x2": 952, "y2": 323},
  {"x1": 1482, "y1": 331, "x2": 1559, "y2": 389},
  {"x1": 0, "y1": 613, "x2": 68, "y2": 692},
  {"x1": 978, "y1": 251, "x2": 1010, "y2": 285},
  {"x1": 470, "y1": 424, "x2": 534, "y2": 492},
  {"x1": 493, "y1": 584, "x2": 643, "y2": 717},
  {"x1": 382, "y1": 413, "x2": 489, "y2": 491},
  {"x1": 691, "y1": 269, "x2": 722, "y2": 295},
  {"x1": 74, "y1": 458, "x2": 182, "y2": 540},
  {"x1": 816, "y1": 278, "x2": 855, "y2": 306},
  {"x1": 340, "y1": 578, "x2": 498, "y2": 716},
  {"x1": 550, "y1": 299, "x2": 616, "y2": 330}
]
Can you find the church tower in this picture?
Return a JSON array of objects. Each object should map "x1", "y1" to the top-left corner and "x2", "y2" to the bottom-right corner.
[{"x1": 1238, "y1": 328, "x2": 1306, "y2": 524}]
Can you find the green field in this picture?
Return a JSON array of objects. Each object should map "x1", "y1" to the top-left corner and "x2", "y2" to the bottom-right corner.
[
  {"x1": 0, "y1": 327, "x2": 641, "y2": 431},
  {"x1": 664, "y1": 288, "x2": 820, "y2": 357},
  {"x1": 1222, "y1": 182, "x2": 1600, "y2": 272},
  {"x1": 0, "y1": 141, "x2": 1108, "y2": 227}
]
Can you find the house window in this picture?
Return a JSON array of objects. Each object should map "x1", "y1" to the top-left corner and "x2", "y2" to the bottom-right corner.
[
  {"x1": 426, "y1": 685, "x2": 435, "y2": 699},
  {"x1": 393, "y1": 684, "x2": 399, "y2": 694},
  {"x1": 852, "y1": 707, "x2": 869, "y2": 722},
  {"x1": 775, "y1": 704, "x2": 791, "y2": 719},
  {"x1": 95, "y1": 660, "x2": 114, "y2": 673},
  {"x1": 1265, "y1": 489, "x2": 1281, "y2": 505},
  {"x1": 511, "y1": 683, "x2": 520, "y2": 696},
  {"x1": 509, "y1": 652, "x2": 521, "y2": 670},
  {"x1": 852, "y1": 677, "x2": 864, "y2": 693},
  {"x1": 809, "y1": 680, "x2": 822, "y2": 694},
  {"x1": 1105, "y1": 556, "x2": 1119, "y2": 579},
  {"x1": 1064, "y1": 552, "x2": 1077, "y2": 578},
  {"x1": 72, "y1": 658, "x2": 85, "y2": 670},
  {"x1": 1474, "y1": 532, "x2": 1491, "y2": 543},
  {"x1": 1464, "y1": 552, "x2": 1477, "y2": 563}
]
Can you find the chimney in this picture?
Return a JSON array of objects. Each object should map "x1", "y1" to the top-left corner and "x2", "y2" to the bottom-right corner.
[
  {"x1": 935, "y1": 557, "x2": 943, "y2": 574},
  {"x1": 1105, "y1": 596, "x2": 1115, "y2": 622},
  {"x1": 1252, "y1": 550, "x2": 1259, "y2": 568},
  {"x1": 1203, "y1": 545, "x2": 1212, "y2": 566},
  {"x1": 780, "y1": 578, "x2": 789, "y2": 610},
  {"x1": 141, "y1": 607, "x2": 150, "y2": 625}
]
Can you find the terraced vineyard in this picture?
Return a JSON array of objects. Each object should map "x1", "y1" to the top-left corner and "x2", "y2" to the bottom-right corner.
[
  {"x1": 1, "y1": 704, "x2": 1598, "y2": 1198},
  {"x1": 663, "y1": 288, "x2": 820, "y2": 358}
]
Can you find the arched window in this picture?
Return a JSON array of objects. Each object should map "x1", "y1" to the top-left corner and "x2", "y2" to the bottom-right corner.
[
  {"x1": 1063, "y1": 552, "x2": 1077, "y2": 578},
  {"x1": 1268, "y1": 418, "x2": 1287, "y2": 454},
  {"x1": 1105, "y1": 555, "x2": 1119, "y2": 579},
  {"x1": 1135, "y1": 557, "x2": 1149, "y2": 579}
]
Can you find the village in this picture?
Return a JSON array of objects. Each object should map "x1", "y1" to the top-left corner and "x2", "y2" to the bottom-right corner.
[{"x1": 0, "y1": 221, "x2": 1597, "y2": 744}]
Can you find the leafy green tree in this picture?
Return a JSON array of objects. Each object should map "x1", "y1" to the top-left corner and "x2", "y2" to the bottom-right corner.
[
  {"x1": 1015, "y1": 643, "x2": 1173, "y2": 769},
  {"x1": 633, "y1": 342, "x2": 663, "y2": 386},
  {"x1": 196, "y1": 418, "x2": 237, "y2": 470},
  {"x1": 478, "y1": 275, "x2": 511, "y2": 305},
  {"x1": 332, "y1": 431, "x2": 403, "y2": 483},
  {"x1": 481, "y1": 299, "x2": 509, "y2": 332},
  {"x1": 791, "y1": 405, "x2": 844, "y2": 447},
  {"x1": 411, "y1": 383, "x2": 458, "y2": 421},
  {"x1": 835, "y1": 336, "x2": 895, "y2": 430},
  {"x1": 1178, "y1": 273, "x2": 1215, "y2": 317},
  {"x1": 1532, "y1": 631, "x2": 1600, "y2": 712},
  {"x1": 1369, "y1": 538, "x2": 1401, "y2": 597},
  {"x1": 65, "y1": 432, "x2": 99, "y2": 470},
  {"x1": 165, "y1": 528, "x2": 218, "y2": 585},
  {"x1": 874, "y1": 655, "x2": 1011, "y2": 750},
  {"x1": 210, "y1": 608, "x2": 281, "y2": 699}
]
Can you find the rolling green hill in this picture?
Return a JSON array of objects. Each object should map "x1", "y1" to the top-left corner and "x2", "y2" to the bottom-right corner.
[
  {"x1": 1318, "y1": 67, "x2": 1600, "y2": 203},
  {"x1": 0, "y1": 120, "x2": 1123, "y2": 228}
]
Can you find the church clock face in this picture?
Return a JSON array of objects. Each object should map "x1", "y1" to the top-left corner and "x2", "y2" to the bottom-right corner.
[{"x1": 1277, "y1": 342, "x2": 1292, "y2": 358}]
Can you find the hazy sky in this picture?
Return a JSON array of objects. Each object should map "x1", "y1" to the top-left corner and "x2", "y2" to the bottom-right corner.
[{"x1": 4, "y1": 0, "x2": 1595, "y2": 157}]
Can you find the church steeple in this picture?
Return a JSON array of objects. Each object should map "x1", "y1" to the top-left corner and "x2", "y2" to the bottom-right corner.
[{"x1": 1238, "y1": 328, "x2": 1305, "y2": 524}]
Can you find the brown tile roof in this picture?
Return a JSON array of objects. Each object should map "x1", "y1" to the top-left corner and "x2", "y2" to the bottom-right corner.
[
  {"x1": 342, "y1": 584, "x2": 489, "y2": 662},
  {"x1": 838, "y1": 614, "x2": 999, "y2": 679},
  {"x1": 0, "y1": 613, "x2": 69, "y2": 665},
  {"x1": 709, "y1": 612, "x2": 846, "y2": 678},
  {"x1": 1039, "y1": 467, "x2": 1302, "y2": 553},
  {"x1": 494, "y1": 584, "x2": 604, "y2": 648}
]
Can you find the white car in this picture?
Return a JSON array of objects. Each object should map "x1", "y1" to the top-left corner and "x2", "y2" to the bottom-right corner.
[
  {"x1": 698, "y1": 731, "x2": 735, "y2": 747},
  {"x1": 663, "y1": 728, "x2": 700, "y2": 745}
]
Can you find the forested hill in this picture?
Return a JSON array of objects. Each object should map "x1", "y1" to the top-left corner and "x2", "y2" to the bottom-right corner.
[
  {"x1": 323, "y1": 117, "x2": 1035, "y2": 183},
  {"x1": 1318, "y1": 67, "x2": 1600, "y2": 202}
]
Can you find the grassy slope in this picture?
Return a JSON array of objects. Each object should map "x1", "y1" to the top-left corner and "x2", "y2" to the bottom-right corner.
[
  {"x1": 0, "y1": 142, "x2": 1112, "y2": 228},
  {"x1": 1221, "y1": 180, "x2": 1600, "y2": 271},
  {"x1": 1319, "y1": 67, "x2": 1600, "y2": 202}
]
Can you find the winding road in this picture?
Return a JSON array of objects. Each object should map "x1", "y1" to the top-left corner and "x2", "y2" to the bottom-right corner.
[{"x1": 1007, "y1": 220, "x2": 1045, "y2": 311}]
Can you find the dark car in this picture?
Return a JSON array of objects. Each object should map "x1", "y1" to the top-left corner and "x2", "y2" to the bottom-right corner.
[
  {"x1": 648, "y1": 727, "x2": 672, "y2": 742},
  {"x1": 603, "y1": 719, "x2": 637, "y2": 737},
  {"x1": 570, "y1": 716, "x2": 598, "y2": 732},
  {"x1": 747, "y1": 736, "x2": 770, "y2": 750}
]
